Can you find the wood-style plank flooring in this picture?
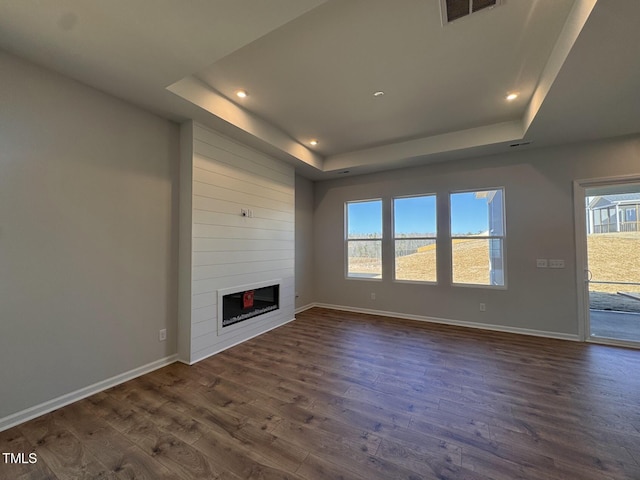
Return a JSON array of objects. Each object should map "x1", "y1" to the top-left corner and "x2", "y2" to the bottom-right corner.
[{"x1": 2, "y1": 307, "x2": 640, "y2": 479}]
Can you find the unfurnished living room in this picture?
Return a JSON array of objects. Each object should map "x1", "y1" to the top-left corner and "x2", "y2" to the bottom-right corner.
[{"x1": 1, "y1": 1, "x2": 640, "y2": 479}]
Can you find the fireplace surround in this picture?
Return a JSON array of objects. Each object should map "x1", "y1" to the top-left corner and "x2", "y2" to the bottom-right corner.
[{"x1": 217, "y1": 280, "x2": 281, "y2": 335}]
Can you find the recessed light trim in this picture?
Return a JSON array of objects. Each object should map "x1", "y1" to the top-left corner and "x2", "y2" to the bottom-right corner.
[
  {"x1": 373, "y1": 91, "x2": 385, "y2": 97},
  {"x1": 309, "y1": 139, "x2": 318, "y2": 146},
  {"x1": 506, "y1": 93, "x2": 518, "y2": 101},
  {"x1": 236, "y1": 90, "x2": 248, "y2": 98}
]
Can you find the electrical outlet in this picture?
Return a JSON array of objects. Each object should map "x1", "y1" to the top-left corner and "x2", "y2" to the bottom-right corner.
[
  {"x1": 536, "y1": 259, "x2": 548, "y2": 268},
  {"x1": 479, "y1": 303, "x2": 486, "y2": 312},
  {"x1": 241, "y1": 208, "x2": 248, "y2": 217},
  {"x1": 159, "y1": 329, "x2": 167, "y2": 341},
  {"x1": 549, "y1": 259, "x2": 565, "y2": 269},
  {"x1": 371, "y1": 293, "x2": 376, "y2": 300}
]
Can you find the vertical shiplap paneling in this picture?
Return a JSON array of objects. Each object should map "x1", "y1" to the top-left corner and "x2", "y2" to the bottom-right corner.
[{"x1": 188, "y1": 123, "x2": 295, "y2": 362}]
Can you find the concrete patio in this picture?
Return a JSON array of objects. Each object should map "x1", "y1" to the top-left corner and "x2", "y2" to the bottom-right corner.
[{"x1": 590, "y1": 309, "x2": 640, "y2": 343}]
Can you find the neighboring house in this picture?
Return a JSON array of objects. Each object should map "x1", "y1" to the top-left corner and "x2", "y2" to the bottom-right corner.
[
  {"x1": 587, "y1": 193, "x2": 640, "y2": 234},
  {"x1": 485, "y1": 190, "x2": 505, "y2": 286}
]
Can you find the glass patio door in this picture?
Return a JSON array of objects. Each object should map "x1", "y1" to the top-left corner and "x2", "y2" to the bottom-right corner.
[{"x1": 584, "y1": 183, "x2": 640, "y2": 345}]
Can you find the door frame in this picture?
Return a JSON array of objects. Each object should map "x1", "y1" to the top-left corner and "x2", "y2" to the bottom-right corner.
[{"x1": 574, "y1": 174, "x2": 640, "y2": 347}]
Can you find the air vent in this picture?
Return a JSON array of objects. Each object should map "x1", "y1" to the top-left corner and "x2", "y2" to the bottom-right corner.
[{"x1": 441, "y1": 0, "x2": 499, "y2": 24}]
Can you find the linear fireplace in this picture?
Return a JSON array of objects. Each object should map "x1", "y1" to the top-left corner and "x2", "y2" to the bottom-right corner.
[{"x1": 217, "y1": 280, "x2": 281, "y2": 335}]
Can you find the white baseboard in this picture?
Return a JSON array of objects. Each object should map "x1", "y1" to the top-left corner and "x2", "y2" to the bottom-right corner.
[
  {"x1": 313, "y1": 303, "x2": 580, "y2": 342},
  {"x1": 0, "y1": 354, "x2": 178, "y2": 433},
  {"x1": 295, "y1": 303, "x2": 316, "y2": 314}
]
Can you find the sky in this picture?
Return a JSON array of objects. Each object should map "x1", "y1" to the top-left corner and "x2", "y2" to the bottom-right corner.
[{"x1": 347, "y1": 192, "x2": 498, "y2": 237}]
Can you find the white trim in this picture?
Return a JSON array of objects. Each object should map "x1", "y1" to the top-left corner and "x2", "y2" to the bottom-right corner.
[
  {"x1": 573, "y1": 180, "x2": 589, "y2": 341},
  {"x1": 216, "y1": 279, "x2": 282, "y2": 336},
  {"x1": 574, "y1": 173, "x2": 640, "y2": 343},
  {"x1": 188, "y1": 317, "x2": 296, "y2": 365},
  {"x1": 393, "y1": 279, "x2": 438, "y2": 286},
  {"x1": 392, "y1": 193, "x2": 438, "y2": 284},
  {"x1": 313, "y1": 303, "x2": 580, "y2": 342},
  {"x1": 295, "y1": 303, "x2": 316, "y2": 314},
  {"x1": 451, "y1": 282, "x2": 508, "y2": 290},
  {"x1": 587, "y1": 337, "x2": 640, "y2": 349},
  {"x1": 575, "y1": 173, "x2": 640, "y2": 189},
  {"x1": 0, "y1": 354, "x2": 178, "y2": 433},
  {"x1": 345, "y1": 275, "x2": 382, "y2": 282},
  {"x1": 450, "y1": 187, "x2": 507, "y2": 289},
  {"x1": 345, "y1": 198, "x2": 383, "y2": 280}
]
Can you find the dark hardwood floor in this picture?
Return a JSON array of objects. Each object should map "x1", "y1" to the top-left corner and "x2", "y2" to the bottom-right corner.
[{"x1": 2, "y1": 307, "x2": 639, "y2": 479}]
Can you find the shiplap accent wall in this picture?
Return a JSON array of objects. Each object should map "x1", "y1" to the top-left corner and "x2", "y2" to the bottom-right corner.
[{"x1": 179, "y1": 122, "x2": 295, "y2": 363}]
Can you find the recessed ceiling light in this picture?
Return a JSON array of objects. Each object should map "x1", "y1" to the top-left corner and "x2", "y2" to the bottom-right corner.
[
  {"x1": 506, "y1": 93, "x2": 518, "y2": 101},
  {"x1": 309, "y1": 139, "x2": 318, "y2": 146},
  {"x1": 236, "y1": 90, "x2": 248, "y2": 98},
  {"x1": 373, "y1": 91, "x2": 385, "y2": 97}
]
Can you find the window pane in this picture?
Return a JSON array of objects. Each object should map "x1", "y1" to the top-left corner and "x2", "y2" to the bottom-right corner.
[
  {"x1": 593, "y1": 210, "x2": 602, "y2": 226},
  {"x1": 452, "y1": 238, "x2": 504, "y2": 285},
  {"x1": 451, "y1": 189, "x2": 504, "y2": 236},
  {"x1": 347, "y1": 240, "x2": 382, "y2": 278},
  {"x1": 394, "y1": 195, "x2": 436, "y2": 237},
  {"x1": 347, "y1": 200, "x2": 382, "y2": 239},
  {"x1": 395, "y1": 239, "x2": 437, "y2": 282}
]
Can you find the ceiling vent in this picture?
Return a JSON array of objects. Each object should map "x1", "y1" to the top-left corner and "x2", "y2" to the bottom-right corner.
[{"x1": 441, "y1": 0, "x2": 500, "y2": 24}]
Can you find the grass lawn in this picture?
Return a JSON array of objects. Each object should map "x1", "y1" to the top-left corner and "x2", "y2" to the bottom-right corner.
[
  {"x1": 348, "y1": 232, "x2": 640, "y2": 315},
  {"x1": 587, "y1": 232, "x2": 640, "y2": 292},
  {"x1": 588, "y1": 232, "x2": 640, "y2": 312},
  {"x1": 350, "y1": 232, "x2": 640, "y2": 297}
]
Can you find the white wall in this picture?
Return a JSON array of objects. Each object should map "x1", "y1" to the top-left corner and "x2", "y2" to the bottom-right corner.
[
  {"x1": 179, "y1": 122, "x2": 295, "y2": 363},
  {"x1": 295, "y1": 174, "x2": 315, "y2": 310},
  {"x1": 0, "y1": 51, "x2": 179, "y2": 423},
  {"x1": 313, "y1": 134, "x2": 640, "y2": 337}
]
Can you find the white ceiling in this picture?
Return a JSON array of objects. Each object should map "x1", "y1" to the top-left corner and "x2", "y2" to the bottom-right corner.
[
  {"x1": 1, "y1": 0, "x2": 639, "y2": 179},
  {"x1": 196, "y1": 0, "x2": 573, "y2": 156}
]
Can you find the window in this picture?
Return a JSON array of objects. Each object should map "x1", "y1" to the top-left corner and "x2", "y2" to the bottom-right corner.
[
  {"x1": 393, "y1": 195, "x2": 437, "y2": 282},
  {"x1": 624, "y1": 207, "x2": 635, "y2": 221},
  {"x1": 450, "y1": 189, "x2": 505, "y2": 286},
  {"x1": 346, "y1": 199, "x2": 382, "y2": 279}
]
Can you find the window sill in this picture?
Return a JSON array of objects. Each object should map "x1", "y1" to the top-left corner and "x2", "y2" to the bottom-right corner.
[
  {"x1": 393, "y1": 279, "x2": 438, "y2": 286},
  {"x1": 452, "y1": 282, "x2": 507, "y2": 290}
]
